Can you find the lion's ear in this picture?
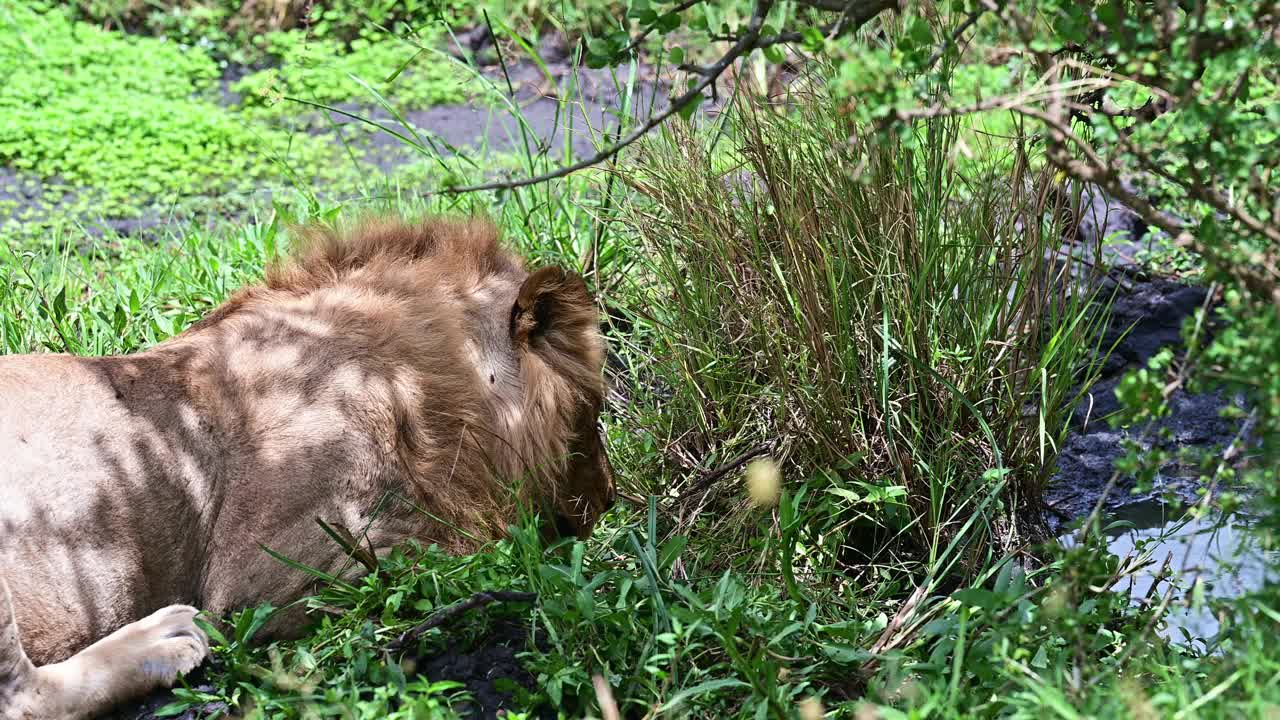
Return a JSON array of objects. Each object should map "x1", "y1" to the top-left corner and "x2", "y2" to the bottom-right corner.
[{"x1": 510, "y1": 266, "x2": 588, "y2": 344}]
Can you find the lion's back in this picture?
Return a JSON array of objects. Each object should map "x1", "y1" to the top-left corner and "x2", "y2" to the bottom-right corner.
[{"x1": 0, "y1": 354, "x2": 122, "y2": 503}]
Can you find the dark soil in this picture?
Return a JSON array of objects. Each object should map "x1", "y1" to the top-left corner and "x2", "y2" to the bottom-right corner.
[
  {"x1": 410, "y1": 618, "x2": 549, "y2": 719},
  {"x1": 97, "y1": 667, "x2": 225, "y2": 720}
]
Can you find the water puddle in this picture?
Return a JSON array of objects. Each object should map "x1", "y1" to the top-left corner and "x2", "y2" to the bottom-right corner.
[{"x1": 1061, "y1": 499, "x2": 1276, "y2": 648}]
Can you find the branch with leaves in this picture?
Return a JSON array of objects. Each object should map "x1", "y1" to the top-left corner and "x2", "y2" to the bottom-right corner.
[
  {"x1": 439, "y1": 0, "x2": 898, "y2": 195},
  {"x1": 442, "y1": 0, "x2": 1278, "y2": 313}
]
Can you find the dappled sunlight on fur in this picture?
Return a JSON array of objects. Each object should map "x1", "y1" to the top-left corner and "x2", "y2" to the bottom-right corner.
[{"x1": 0, "y1": 214, "x2": 613, "y2": 719}]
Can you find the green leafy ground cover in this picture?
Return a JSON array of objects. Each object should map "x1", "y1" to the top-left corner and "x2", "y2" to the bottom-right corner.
[
  {"x1": 1, "y1": 2, "x2": 1278, "y2": 719},
  {"x1": 0, "y1": 2, "x2": 485, "y2": 244}
]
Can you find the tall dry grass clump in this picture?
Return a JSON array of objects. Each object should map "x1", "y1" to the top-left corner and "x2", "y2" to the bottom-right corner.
[{"x1": 618, "y1": 89, "x2": 1109, "y2": 577}]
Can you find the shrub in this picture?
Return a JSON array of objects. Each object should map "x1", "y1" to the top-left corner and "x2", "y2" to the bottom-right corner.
[
  {"x1": 232, "y1": 30, "x2": 474, "y2": 115},
  {"x1": 617, "y1": 86, "x2": 1108, "y2": 574}
]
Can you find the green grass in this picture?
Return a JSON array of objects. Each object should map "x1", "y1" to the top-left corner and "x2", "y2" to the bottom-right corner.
[
  {"x1": 1, "y1": 3, "x2": 1278, "y2": 719},
  {"x1": 232, "y1": 30, "x2": 477, "y2": 117},
  {"x1": 58, "y1": 0, "x2": 632, "y2": 47},
  {"x1": 0, "y1": 3, "x2": 333, "y2": 226},
  {"x1": 3, "y1": 113, "x2": 1274, "y2": 720}
]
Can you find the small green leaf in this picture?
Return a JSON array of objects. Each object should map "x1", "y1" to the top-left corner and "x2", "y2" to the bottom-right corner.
[
  {"x1": 820, "y1": 642, "x2": 871, "y2": 664},
  {"x1": 1031, "y1": 644, "x2": 1050, "y2": 668},
  {"x1": 586, "y1": 37, "x2": 612, "y2": 60},
  {"x1": 153, "y1": 701, "x2": 191, "y2": 717},
  {"x1": 952, "y1": 588, "x2": 999, "y2": 611},
  {"x1": 801, "y1": 26, "x2": 825, "y2": 49},
  {"x1": 193, "y1": 615, "x2": 227, "y2": 647},
  {"x1": 51, "y1": 286, "x2": 66, "y2": 321},
  {"x1": 112, "y1": 303, "x2": 127, "y2": 333},
  {"x1": 657, "y1": 679, "x2": 750, "y2": 711},
  {"x1": 658, "y1": 534, "x2": 687, "y2": 572},
  {"x1": 678, "y1": 92, "x2": 705, "y2": 120}
]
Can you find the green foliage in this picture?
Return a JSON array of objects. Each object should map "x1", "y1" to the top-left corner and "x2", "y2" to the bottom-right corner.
[
  {"x1": 0, "y1": 3, "x2": 343, "y2": 228},
  {"x1": 60, "y1": 0, "x2": 466, "y2": 49},
  {"x1": 61, "y1": 0, "x2": 631, "y2": 53},
  {"x1": 133, "y1": 488, "x2": 1279, "y2": 719},
  {"x1": 0, "y1": 215, "x2": 274, "y2": 355},
  {"x1": 62, "y1": 0, "x2": 240, "y2": 56},
  {"x1": 575, "y1": 1, "x2": 1279, "y2": 513},
  {"x1": 233, "y1": 30, "x2": 475, "y2": 114},
  {"x1": 302, "y1": 0, "x2": 468, "y2": 42},
  {"x1": 2, "y1": 1, "x2": 1279, "y2": 718},
  {"x1": 2, "y1": 144, "x2": 1276, "y2": 720},
  {"x1": 0, "y1": 2, "x2": 502, "y2": 245}
]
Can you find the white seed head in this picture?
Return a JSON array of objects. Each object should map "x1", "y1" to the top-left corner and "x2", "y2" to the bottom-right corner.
[
  {"x1": 798, "y1": 697, "x2": 826, "y2": 720},
  {"x1": 745, "y1": 457, "x2": 781, "y2": 507}
]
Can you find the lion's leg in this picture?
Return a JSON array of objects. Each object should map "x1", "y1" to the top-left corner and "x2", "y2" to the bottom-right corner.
[
  {"x1": 0, "y1": 579, "x2": 208, "y2": 720},
  {"x1": 0, "y1": 577, "x2": 36, "y2": 716}
]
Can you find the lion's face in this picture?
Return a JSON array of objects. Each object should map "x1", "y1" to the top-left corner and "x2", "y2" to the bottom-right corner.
[
  {"x1": 553, "y1": 404, "x2": 616, "y2": 539},
  {"x1": 507, "y1": 265, "x2": 616, "y2": 541}
]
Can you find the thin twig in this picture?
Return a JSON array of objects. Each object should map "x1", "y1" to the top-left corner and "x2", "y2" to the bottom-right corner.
[
  {"x1": 387, "y1": 590, "x2": 537, "y2": 652},
  {"x1": 922, "y1": 0, "x2": 998, "y2": 70},
  {"x1": 618, "y1": 0, "x2": 708, "y2": 57},
  {"x1": 679, "y1": 441, "x2": 776, "y2": 501},
  {"x1": 1014, "y1": 102, "x2": 1280, "y2": 301}
]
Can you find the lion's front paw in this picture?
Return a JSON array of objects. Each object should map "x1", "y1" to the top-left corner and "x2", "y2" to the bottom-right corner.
[
  {"x1": 79, "y1": 604, "x2": 210, "y2": 692},
  {"x1": 128, "y1": 605, "x2": 210, "y2": 686},
  {"x1": 11, "y1": 605, "x2": 211, "y2": 720}
]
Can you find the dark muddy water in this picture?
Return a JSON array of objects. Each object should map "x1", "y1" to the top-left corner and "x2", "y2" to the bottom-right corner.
[
  {"x1": 1060, "y1": 500, "x2": 1275, "y2": 646},
  {"x1": 1047, "y1": 189, "x2": 1270, "y2": 645}
]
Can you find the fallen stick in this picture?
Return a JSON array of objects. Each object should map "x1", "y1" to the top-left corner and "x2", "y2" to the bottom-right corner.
[{"x1": 387, "y1": 590, "x2": 537, "y2": 652}]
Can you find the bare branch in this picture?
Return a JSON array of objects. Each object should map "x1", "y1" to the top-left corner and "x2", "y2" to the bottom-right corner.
[
  {"x1": 678, "y1": 441, "x2": 776, "y2": 502},
  {"x1": 1013, "y1": 102, "x2": 1280, "y2": 302},
  {"x1": 888, "y1": 76, "x2": 1114, "y2": 121},
  {"x1": 922, "y1": 0, "x2": 999, "y2": 70},
  {"x1": 437, "y1": 0, "x2": 775, "y2": 195},
  {"x1": 761, "y1": 0, "x2": 898, "y2": 45},
  {"x1": 887, "y1": 40, "x2": 1279, "y2": 302}
]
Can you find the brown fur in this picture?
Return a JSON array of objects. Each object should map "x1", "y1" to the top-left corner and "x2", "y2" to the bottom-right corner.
[{"x1": 0, "y1": 214, "x2": 614, "y2": 719}]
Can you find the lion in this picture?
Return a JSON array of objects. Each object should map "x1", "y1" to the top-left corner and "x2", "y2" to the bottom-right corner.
[{"x1": 0, "y1": 215, "x2": 615, "y2": 719}]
